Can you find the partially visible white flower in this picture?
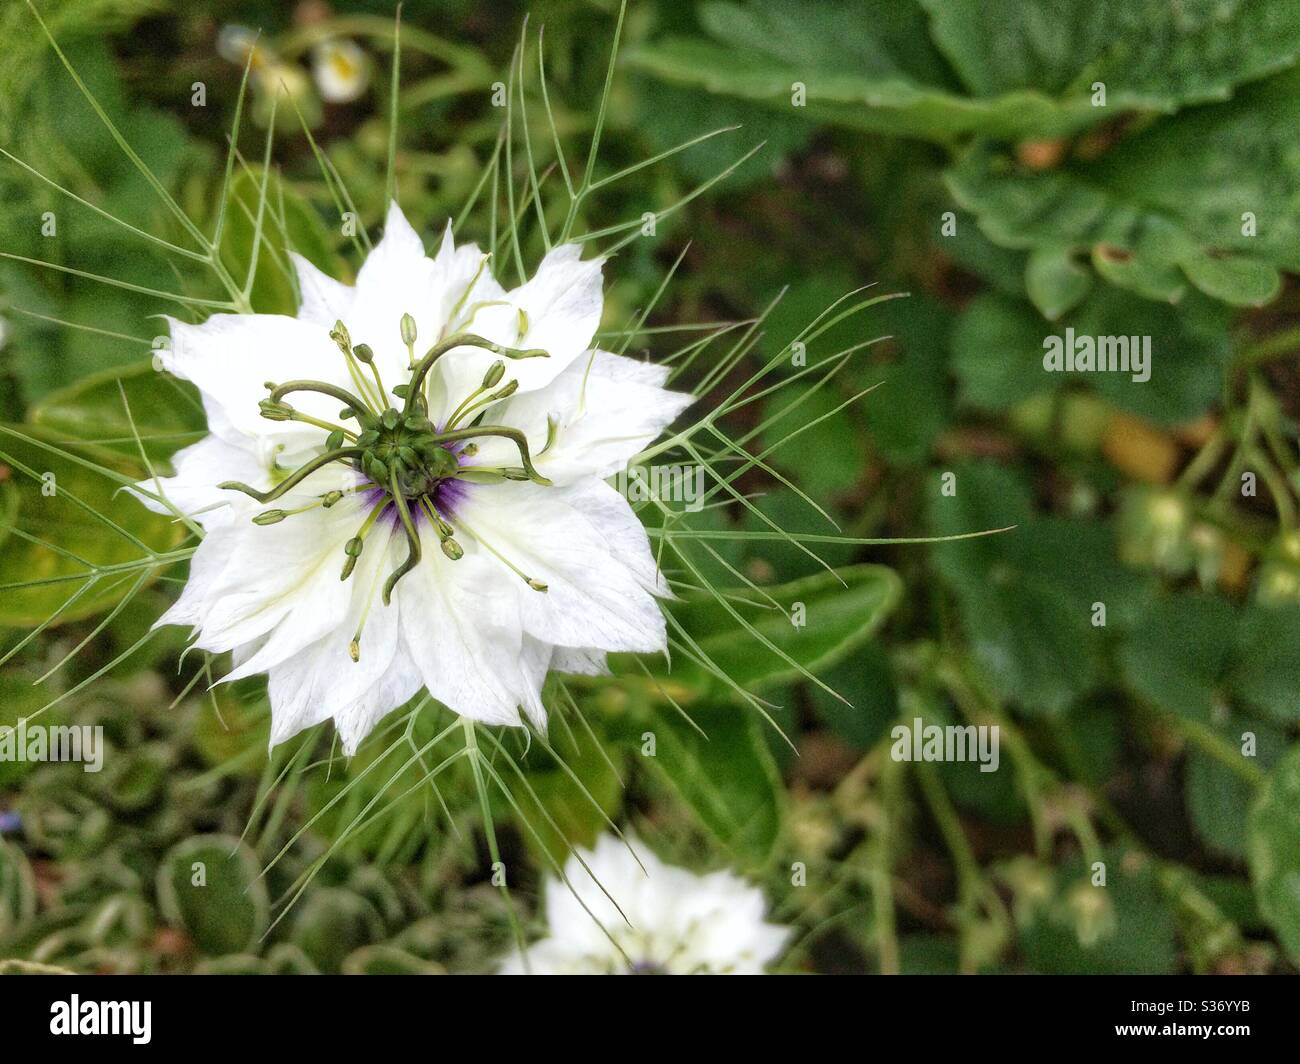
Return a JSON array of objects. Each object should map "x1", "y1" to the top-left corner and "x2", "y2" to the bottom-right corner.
[
  {"x1": 500, "y1": 833, "x2": 790, "y2": 974},
  {"x1": 216, "y1": 24, "x2": 319, "y2": 127},
  {"x1": 133, "y1": 203, "x2": 690, "y2": 755},
  {"x1": 312, "y1": 39, "x2": 370, "y2": 103},
  {"x1": 216, "y1": 24, "x2": 264, "y2": 68}
]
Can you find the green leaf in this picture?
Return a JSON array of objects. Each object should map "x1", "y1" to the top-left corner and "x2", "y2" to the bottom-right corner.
[
  {"x1": 950, "y1": 294, "x2": 1048, "y2": 412},
  {"x1": 859, "y1": 292, "x2": 955, "y2": 465},
  {"x1": 515, "y1": 723, "x2": 622, "y2": 866},
  {"x1": 1229, "y1": 604, "x2": 1300, "y2": 723},
  {"x1": 950, "y1": 288, "x2": 1230, "y2": 424},
  {"x1": 155, "y1": 835, "x2": 269, "y2": 956},
  {"x1": 1119, "y1": 597, "x2": 1300, "y2": 724},
  {"x1": 28, "y1": 361, "x2": 205, "y2": 462},
  {"x1": 947, "y1": 70, "x2": 1300, "y2": 309},
  {"x1": 1118, "y1": 592, "x2": 1235, "y2": 723},
  {"x1": 0, "y1": 425, "x2": 184, "y2": 628},
  {"x1": 648, "y1": 563, "x2": 901, "y2": 699},
  {"x1": 0, "y1": 838, "x2": 38, "y2": 941},
  {"x1": 1187, "y1": 717, "x2": 1284, "y2": 859},
  {"x1": 646, "y1": 701, "x2": 783, "y2": 866},
  {"x1": 1021, "y1": 851, "x2": 1177, "y2": 974},
  {"x1": 931, "y1": 463, "x2": 1142, "y2": 714},
  {"x1": 809, "y1": 640, "x2": 897, "y2": 750},
  {"x1": 632, "y1": 1, "x2": 1300, "y2": 143},
  {"x1": 1247, "y1": 747, "x2": 1300, "y2": 964},
  {"x1": 218, "y1": 167, "x2": 340, "y2": 317},
  {"x1": 288, "y1": 888, "x2": 386, "y2": 974},
  {"x1": 1025, "y1": 245, "x2": 1091, "y2": 320},
  {"x1": 922, "y1": 0, "x2": 1300, "y2": 120}
]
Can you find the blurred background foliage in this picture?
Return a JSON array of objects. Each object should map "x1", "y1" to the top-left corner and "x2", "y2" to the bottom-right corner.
[{"x1": 1, "y1": 0, "x2": 1299, "y2": 975}]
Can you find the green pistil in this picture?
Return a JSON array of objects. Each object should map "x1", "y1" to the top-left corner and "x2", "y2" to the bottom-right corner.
[{"x1": 237, "y1": 326, "x2": 557, "y2": 606}]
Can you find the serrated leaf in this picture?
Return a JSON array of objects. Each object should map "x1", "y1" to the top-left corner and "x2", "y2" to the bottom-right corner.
[
  {"x1": 633, "y1": 0, "x2": 1300, "y2": 144},
  {"x1": 922, "y1": 0, "x2": 1300, "y2": 119},
  {"x1": 947, "y1": 70, "x2": 1300, "y2": 309}
]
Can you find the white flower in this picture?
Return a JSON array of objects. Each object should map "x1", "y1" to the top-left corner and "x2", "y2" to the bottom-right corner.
[
  {"x1": 135, "y1": 203, "x2": 690, "y2": 753},
  {"x1": 500, "y1": 833, "x2": 790, "y2": 974},
  {"x1": 312, "y1": 39, "x2": 371, "y2": 104}
]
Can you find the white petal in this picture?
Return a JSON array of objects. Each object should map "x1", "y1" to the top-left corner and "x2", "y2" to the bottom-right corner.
[
  {"x1": 469, "y1": 350, "x2": 692, "y2": 485},
  {"x1": 431, "y1": 244, "x2": 604, "y2": 421},
  {"x1": 550, "y1": 645, "x2": 609, "y2": 677},
  {"x1": 129, "y1": 434, "x2": 270, "y2": 530},
  {"x1": 394, "y1": 541, "x2": 546, "y2": 728},
  {"x1": 166, "y1": 481, "x2": 369, "y2": 654},
  {"x1": 265, "y1": 524, "x2": 422, "y2": 752},
  {"x1": 292, "y1": 252, "x2": 356, "y2": 326},
  {"x1": 451, "y1": 478, "x2": 667, "y2": 653},
  {"x1": 160, "y1": 313, "x2": 351, "y2": 462},
  {"x1": 349, "y1": 206, "x2": 502, "y2": 394}
]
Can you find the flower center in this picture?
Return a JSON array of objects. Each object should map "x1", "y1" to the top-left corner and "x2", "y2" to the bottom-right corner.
[
  {"x1": 354, "y1": 409, "x2": 460, "y2": 499},
  {"x1": 217, "y1": 313, "x2": 557, "y2": 653}
]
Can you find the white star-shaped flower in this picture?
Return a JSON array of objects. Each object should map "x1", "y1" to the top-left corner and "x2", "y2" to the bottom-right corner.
[
  {"x1": 500, "y1": 833, "x2": 790, "y2": 974},
  {"x1": 135, "y1": 203, "x2": 691, "y2": 753}
]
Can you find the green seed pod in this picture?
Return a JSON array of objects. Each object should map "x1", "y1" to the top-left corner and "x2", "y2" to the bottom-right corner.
[
  {"x1": 326, "y1": 430, "x2": 345, "y2": 451},
  {"x1": 482, "y1": 360, "x2": 506, "y2": 389},
  {"x1": 492, "y1": 380, "x2": 519, "y2": 400},
  {"x1": 352, "y1": 343, "x2": 374, "y2": 364},
  {"x1": 366, "y1": 456, "x2": 389, "y2": 483},
  {"x1": 253, "y1": 509, "x2": 287, "y2": 525},
  {"x1": 381, "y1": 409, "x2": 401, "y2": 431},
  {"x1": 441, "y1": 537, "x2": 464, "y2": 560},
  {"x1": 357, "y1": 429, "x2": 381, "y2": 447},
  {"x1": 344, "y1": 537, "x2": 364, "y2": 558},
  {"x1": 400, "y1": 313, "x2": 417, "y2": 346},
  {"x1": 322, "y1": 491, "x2": 344, "y2": 507}
]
